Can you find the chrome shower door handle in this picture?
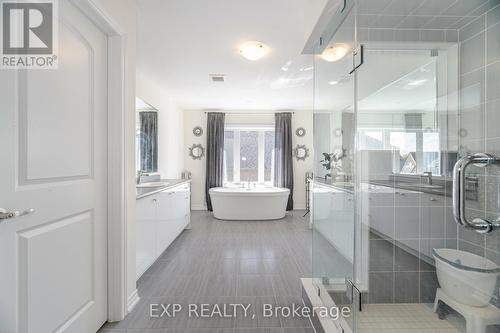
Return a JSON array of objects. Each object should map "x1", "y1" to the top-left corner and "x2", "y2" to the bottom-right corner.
[
  {"x1": 0, "y1": 208, "x2": 35, "y2": 221},
  {"x1": 453, "y1": 153, "x2": 500, "y2": 233}
]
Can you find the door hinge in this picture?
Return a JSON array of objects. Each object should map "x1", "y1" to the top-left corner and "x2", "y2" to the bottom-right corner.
[
  {"x1": 346, "y1": 279, "x2": 362, "y2": 312},
  {"x1": 350, "y1": 44, "x2": 364, "y2": 74},
  {"x1": 340, "y1": 0, "x2": 347, "y2": 13}
]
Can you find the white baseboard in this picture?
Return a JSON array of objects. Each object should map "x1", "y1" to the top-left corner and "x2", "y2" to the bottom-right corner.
[{"x1": 127, "y1": 289, "x2": 140, "y2": 313}]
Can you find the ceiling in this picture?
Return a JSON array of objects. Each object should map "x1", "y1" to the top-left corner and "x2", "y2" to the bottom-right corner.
[
  {"x1": 137, "y1": 0, "x2": 314, "y2": 111},
  {"x1": 137, "y1": 0, "x2": 494, "y2": 112},
  {"x1": 357, "y1": 0, "x2": 495, "y2": 29}
]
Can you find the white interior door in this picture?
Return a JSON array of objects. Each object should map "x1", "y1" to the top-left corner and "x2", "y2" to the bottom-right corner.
[{"x1": 0, "y1": 1, "x2": 108, "y2": 332}]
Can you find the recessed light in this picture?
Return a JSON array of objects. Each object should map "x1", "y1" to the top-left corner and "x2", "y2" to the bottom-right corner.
[
  {"x1": 328, "y1": 80, "x2": 338, "y2": 85},
  {"x1": 239, "y1": 41, "x2": 269, "y2": 61},
  {"x1": 320, "y1": 44, "x2": 349, "y2": 62}
]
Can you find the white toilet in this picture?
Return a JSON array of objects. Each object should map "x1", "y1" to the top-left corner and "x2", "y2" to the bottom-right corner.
[{"x1": 433, "y1": 248, "x2": 500, "y2": 333}]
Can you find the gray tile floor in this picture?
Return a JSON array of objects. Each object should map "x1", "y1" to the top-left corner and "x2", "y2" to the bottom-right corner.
[{"x1": 100, "y1": 211, "x2": 314, "y2": 333}]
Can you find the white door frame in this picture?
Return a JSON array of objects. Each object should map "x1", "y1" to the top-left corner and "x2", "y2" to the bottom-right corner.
[{"x1": 70, "y1": 0, "x2": 130, "y2": 322}]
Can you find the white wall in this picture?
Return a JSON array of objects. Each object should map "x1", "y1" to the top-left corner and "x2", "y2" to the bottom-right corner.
[
  {"x1": 184, "y1": 110, "x2": 313, "y2": 210},
  {"x1": 92, "y1": 0, "x2": 138, "y2": 311},
  {"x1": 136, "y1": 71, "x2": 185, "y2": 179}
]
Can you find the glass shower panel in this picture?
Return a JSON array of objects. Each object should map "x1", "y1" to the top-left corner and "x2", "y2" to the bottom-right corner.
[
  {"x1": 353, "y1": 1, "x2": 500, "y2": 332},
  {"x1": 312, "y1": 2, "x2": 356, "y2": 332}
]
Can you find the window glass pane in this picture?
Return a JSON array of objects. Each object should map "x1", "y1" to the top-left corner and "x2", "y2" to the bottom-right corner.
[
  {"x1": 264, "y1": 131, "x2": 275, "y2": 182},
  {"x1": 423, "y1": 132, "x2": 441, "y2": 175},
  {"x1": 390, "y1": 132, "x2": 417, "y2": 174},
  {"x1": 224, "y1": 131, "x2": 234, "y2": 182},
  {"x1": 359, "y1": 131, "x2": 384, "y2": 150},
  {"x1": 240, "y1": 131, "x2": 259, "y2": 182}
]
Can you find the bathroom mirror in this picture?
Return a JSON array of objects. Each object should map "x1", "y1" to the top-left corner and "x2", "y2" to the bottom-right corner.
[
  {"x1": 189, "y1": 144, "x2": 205, "y2": 160},
  {"x1": 193, "y1": 126, "x2": 203, "y2": 137},
  {"x1": 294, "y1": 145, "x2": 309, "y2": 161},
  {"x1": 296, "y1": 127, "x2": 306, "y2": 137},
  {"x1": 136, "y1": 97, "x2": 159, "y2": 173}
]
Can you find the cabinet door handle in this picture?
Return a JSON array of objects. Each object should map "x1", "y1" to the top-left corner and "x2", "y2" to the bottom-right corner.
[{"x1": 430, "y1": 198, "x2": 437, "y2": 202}]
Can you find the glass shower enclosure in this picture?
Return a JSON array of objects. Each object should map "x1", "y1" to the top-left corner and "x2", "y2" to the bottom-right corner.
[{"x1": 312, "y1": 1, "x2": 500, "y2": 332}]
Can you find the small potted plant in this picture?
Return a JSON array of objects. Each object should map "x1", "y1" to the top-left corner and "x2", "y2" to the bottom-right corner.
[{"x1": 320, "y1": 148, "x2": 347, "y2": 181}]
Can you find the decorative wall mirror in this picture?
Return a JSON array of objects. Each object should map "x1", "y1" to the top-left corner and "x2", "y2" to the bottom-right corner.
[
  {"x1": 296, "y1": 127, "x2": 306, "y2": 137},
  {"x1": 294, "y1": 145, "x2": 309, "y2": 161},
  {"x1": 189, "y1": 144, "x2": 205, "y2": 160},
  {"x1": 193, "y1": 126, "x2": 203, "y2": 137}
]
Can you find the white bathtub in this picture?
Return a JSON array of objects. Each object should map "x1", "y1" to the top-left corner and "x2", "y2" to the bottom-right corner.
[{"x1": 209, "y1": 187, "x2": 290, "y2": 220}]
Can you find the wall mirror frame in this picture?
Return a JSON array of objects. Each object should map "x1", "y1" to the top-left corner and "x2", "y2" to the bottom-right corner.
[
  {"x1": 296, "y1": 127, "x2": 306, "y2": 137},
  {"x1": 189, "y1": 144, "x2": 205, "y2": 160},
  {"x1": 294, "y1": 144, "x2": 309, "y2": 161},
  {"x1": 193, "y1": 126, "x2": 203, "y2": 137}
]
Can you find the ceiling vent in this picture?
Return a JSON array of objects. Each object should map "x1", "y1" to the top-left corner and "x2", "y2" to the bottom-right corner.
[{"x1": 210, "y1": 74, "x2": 226, "y2": 82}]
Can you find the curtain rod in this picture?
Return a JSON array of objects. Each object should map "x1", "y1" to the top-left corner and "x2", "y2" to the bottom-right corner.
[{"x1": 203, "y1": 112, "x2": 295, "y2": 115}]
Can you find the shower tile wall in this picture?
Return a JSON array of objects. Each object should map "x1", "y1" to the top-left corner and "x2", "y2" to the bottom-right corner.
[
  {"x1": 456, "y1": 4, "x2": 500, "y2": 309},
  {"x1": 457, "y1": 4, "x2": 500, "y2": 273},
  {"x1": 359, "y1": 3, "x2": 500, "y2": 306}
]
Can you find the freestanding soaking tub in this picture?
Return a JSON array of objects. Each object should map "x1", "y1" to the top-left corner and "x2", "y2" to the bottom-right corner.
[{"x1": 209, "y1": 187, "x2": 290, "y2": 220}]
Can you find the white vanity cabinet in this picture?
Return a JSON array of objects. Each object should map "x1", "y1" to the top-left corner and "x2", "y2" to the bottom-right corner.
[
  {"x1": 136, "y1": 182, "x2": 191, "y2": 279},
  {"x1": 365, "y1": 184, "x2": 452, "y2": 259}
]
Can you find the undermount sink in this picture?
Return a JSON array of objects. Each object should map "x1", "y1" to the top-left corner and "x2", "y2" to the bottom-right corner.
[{"x1": 137, "y1": 182, "x2": 169, "y2": 188}]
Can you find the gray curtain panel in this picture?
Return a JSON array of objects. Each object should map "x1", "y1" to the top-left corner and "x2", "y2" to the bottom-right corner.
[
  {"x1": 139, "y1": 111, "x2": 158, "y2": 173},
  {"x1": 205, "y1": 112, "x2": 226, "y2": 211},
  {"x1": 274, "y1": 112, "x2": 294, "y2": 210}
]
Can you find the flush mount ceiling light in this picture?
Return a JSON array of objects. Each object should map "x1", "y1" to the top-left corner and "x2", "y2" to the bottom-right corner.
[
  {"x1": 239, "y1": 41, "x2": 269, "y2": 61},
  {"x1": 328, "y1": 80, "x2": 339, "y2": 85},
  {"x1": 320, "y1": 44, "x2": 349, "y2": 62}
]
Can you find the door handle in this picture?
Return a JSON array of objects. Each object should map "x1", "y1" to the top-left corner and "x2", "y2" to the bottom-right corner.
[
  {"x1": 453, "y1": 153, "x2": 500, "y2": 233},
  {"x1": 0, "y1": 208, "x2": 35, "y2": 221}
]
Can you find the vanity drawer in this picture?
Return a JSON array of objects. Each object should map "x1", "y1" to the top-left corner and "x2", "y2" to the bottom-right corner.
[
  {"x1": 422, "y1": 193, "x2": 445, "y2": 206},
  {"x1": 395, "y1": 190, "x2": 420, "y2": 206},
  {"x1": 366, "y1": 192, "x2": 394, "y2": 207}
]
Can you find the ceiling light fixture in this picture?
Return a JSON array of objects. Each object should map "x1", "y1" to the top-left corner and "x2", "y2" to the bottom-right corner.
[
  {"x1": 328, "y1": 80, "x2": 339, "y2": 85},
  {"x1": 239, "y1": 41, "x2": 269, "y2": 61},
  {"x1": 320, "y1": 44, "x2": 349, "y2": 62}
]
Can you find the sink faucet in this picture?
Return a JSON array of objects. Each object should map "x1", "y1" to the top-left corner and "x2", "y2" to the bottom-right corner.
[
  {"x1": 423, "y1": 171, "x2": 433, "y2": 185},
  {"x1": 137, "y1": 170, "x2": 146, "y2": 185}
]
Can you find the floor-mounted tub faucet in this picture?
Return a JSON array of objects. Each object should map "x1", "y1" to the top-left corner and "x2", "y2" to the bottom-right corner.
[{"x1": 424, "y1": 171, "x2": 433, "y2": 185}]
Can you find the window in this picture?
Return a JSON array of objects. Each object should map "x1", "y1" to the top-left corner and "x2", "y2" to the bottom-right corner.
[
  {"x1": 358, "y1": 128, "x2": 441, "y2": 176},
  {"x1": 224, "y1": 127, "x2": 275, "y2": 184}
]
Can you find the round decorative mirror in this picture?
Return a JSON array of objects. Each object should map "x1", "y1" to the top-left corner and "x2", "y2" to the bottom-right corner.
[
  {"x1": 294, "y1": 145, "x2": 309, "y2": 161},
  {"x1": 296, "y1": 127, "x2": 306, "y2": 137},
  {"x1": 193, "y1": 126, "x2": 203, "y2": 137},
  {"x1": 189, "y1": 144, "x2": 205, "y2": 160}
]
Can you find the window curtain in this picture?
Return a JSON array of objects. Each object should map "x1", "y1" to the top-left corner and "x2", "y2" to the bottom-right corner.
[
  {"x1": 205, "y1": 112, "x2": 226, "y2": 211},
  {"x1": 139, "y1": 111, "x2": 158, "y2": 173},
  {"x1": 274, "y1": 112, "x2": 294, "y2": 210}
]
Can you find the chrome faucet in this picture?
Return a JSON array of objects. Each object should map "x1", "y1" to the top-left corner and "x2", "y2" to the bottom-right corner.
[
  {"x1": 423, "y1": 171, "x2": 433, "y2": 185},
  {"x1": 137, "y1": 170, "x2": 146, "y2": 185}
]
